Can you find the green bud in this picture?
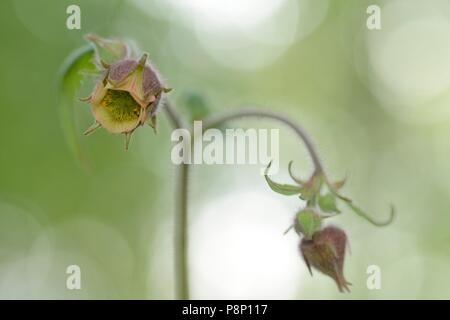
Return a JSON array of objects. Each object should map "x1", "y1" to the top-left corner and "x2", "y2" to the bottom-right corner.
[
  {"x1": 318, "y1": 193, "x2": 340, "y2": 214},
  {"x1": 294, "y1": 208, "x2": 322, "y2": 240}
]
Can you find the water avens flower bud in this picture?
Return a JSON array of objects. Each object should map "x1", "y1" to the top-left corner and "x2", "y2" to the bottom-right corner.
[
  {"x1": 81, "y1": 36, "x2": 171, "y2": 149},
  {"x1": 300, "y1": 226, "x2": 351, "y2": 292}
]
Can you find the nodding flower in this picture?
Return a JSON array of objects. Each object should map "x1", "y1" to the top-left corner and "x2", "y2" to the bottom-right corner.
[
  {"x1": 264, "y1": 160, "x2": 394, "y2": 292},
  {"x1": 300, "y1": 226, "x2": 351, "y2": 293},
  {"x1": 81, "y1": 34, "x2": 171, "y2": 149}
]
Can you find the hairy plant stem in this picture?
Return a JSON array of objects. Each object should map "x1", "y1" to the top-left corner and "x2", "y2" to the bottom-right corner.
[
  {"x1": 164, "y1": 103, "x2": 324, "y2": 300},
  {"x1": 164, "y1": 101, "x2": 190, "y2": 300},
  {"x1": 203, "y1": 109, "x2": 324, "y2": 174}
]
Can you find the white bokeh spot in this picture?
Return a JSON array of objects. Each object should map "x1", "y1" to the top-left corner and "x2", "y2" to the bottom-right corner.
[{"x1": 190, "y1": 190, "x2": 301, "y2": 299}]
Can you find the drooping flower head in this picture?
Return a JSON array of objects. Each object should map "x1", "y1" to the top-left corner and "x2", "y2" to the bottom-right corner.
[
  {"x1": 300, "y1": 226, "x2": 351, "y2": 293},
  {"x1": 264, "y1": 160, "x2": 394, "y2": 292},
  {"x1": 81, "y1": 34, "x2": 171, "y2": 149}
]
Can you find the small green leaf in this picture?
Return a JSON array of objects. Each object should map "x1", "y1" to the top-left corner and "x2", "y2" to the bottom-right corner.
[
  {"x1": 182, "y1": 92, "x2": 212, "y2": 122},
  {"x1": 85, "y1": 34, "x2": 129, "y2": 65},
  {"x1": 264, "y1": 162, "x2": 302, "y2": 196},
  {"x1": 318, "y1": 193, "x2": 340, "y2": 213},
  {"x1": 296, "y1": 209, "x2": 322, "y2": 239},
  {"x1": 57, "y1": 44, "x2": 96, "y2": 168}
]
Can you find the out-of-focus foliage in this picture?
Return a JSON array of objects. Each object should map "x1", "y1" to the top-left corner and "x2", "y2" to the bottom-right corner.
[{"x1": 1, "y1": 0, "x2": 450, "y2": 299}]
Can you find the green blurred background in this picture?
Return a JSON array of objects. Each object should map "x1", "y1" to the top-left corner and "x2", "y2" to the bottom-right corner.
[{"x1": 1, "y1": 0, "x2": 450, "y2": 299}]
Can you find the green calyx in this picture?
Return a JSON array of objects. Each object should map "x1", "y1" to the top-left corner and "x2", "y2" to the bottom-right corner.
[
  {"x1": 264, "y1": 161, "x2": 395, "y2": 228},
  {"x1": 264, "y1": 161, "x2": 323, "y2": 205},
  {"x1": 298, "y1": 174, "x2": 322, "y2": 204},
  {"x1": 318, "y1": 192, "x2": 340, "y2": 214},
  {"x1": 295, "y1": 209, "x2": 322, "y2": 240}
]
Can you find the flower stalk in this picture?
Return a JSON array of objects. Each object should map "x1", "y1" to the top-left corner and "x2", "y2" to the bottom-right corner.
[{"x1": 164, "y1": 101, "x2": 190, "y2": 300}]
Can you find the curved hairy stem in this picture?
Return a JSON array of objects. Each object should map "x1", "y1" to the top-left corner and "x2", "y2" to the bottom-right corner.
[
  {"x1": 163, "y1": 105, "x2": 323, "y2": 300},
  {"x1": 164, "y1": 101, "x2": 189, "y2": 300},
  {"x1": 203, "y1": 108, "x2": 394, "y2": 226},
  {"x1": 203, "y1": 109, "x2": 324, "y2": 174},
  {"x1": 343, "y1": 201, "x2": 395, "y2": 227},
  {"x1": 164, "y1": 103, "x2": 393, "y2": 300},
  {"x1": 165, "y1": 100, "x2": 187, "y2": 129}
]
